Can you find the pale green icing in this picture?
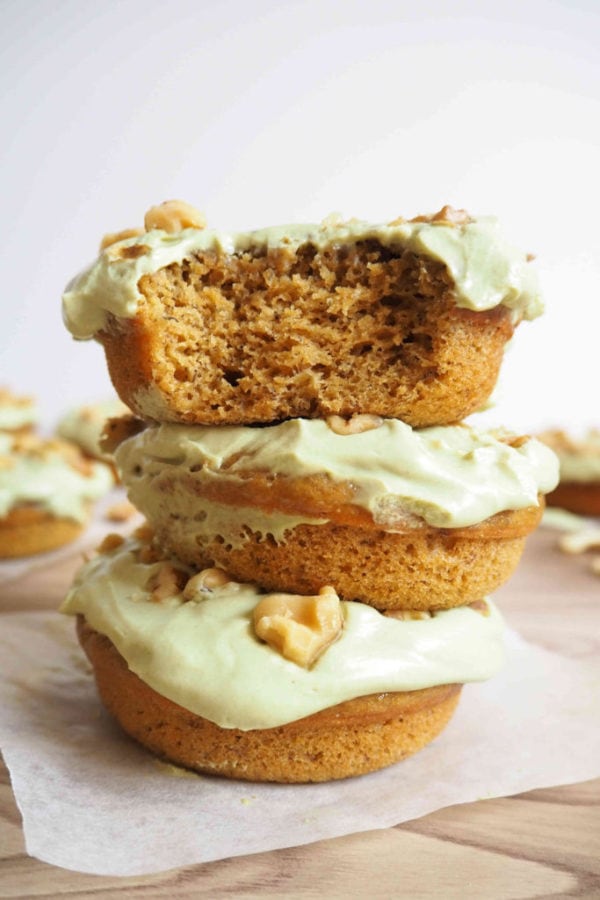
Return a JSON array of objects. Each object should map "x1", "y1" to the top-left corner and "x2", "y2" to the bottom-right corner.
[
  {"x1": 0, "y1": 435, "x2": 114, "y2": 521},
  {"x1": 62, "y1": 216, "x2": 542, "y2": 340},
  {"x1": 57, "y1": 397, "x2": 129, "y2": 460},
  {"x1": 119, "y1": 483, "x2": 326, "y2": 550},
  {"x1": 115, "y1": 419, "x2": 559, "y2": 531},
  {"x1": 0, "y1": 400, "x2": 38, "y2": 430},
  {"x1": 61, "y1": 535, "x2": 505, "y2": 730}
]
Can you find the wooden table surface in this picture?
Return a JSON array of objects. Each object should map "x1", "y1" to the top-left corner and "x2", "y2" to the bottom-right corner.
[{"x1": 1, "y1": 527, "x2": 599, "y2": 898}]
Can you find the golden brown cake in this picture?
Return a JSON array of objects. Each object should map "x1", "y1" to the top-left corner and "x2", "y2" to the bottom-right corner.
[
  {"x1": 0, "y1": 432, "x2": 113, "y2": 558},
  {"x1": 61, "y1": 531, "x2": 506, "y2": 783},
  {"x1": 113, "y1": 417, "x2": 558, "y2": 610},
  {"x1": 538, "y1": 429, "x2": 600, "y2": 516},
  {"x1": 78, "y1": 619, "x2": 462, "y2": 783},
  {"x1": 62, "y1": 202, "x2": 542, "y2": 428}
]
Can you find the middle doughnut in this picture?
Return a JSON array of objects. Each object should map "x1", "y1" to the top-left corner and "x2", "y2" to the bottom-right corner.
[{"x1": 115, "y1": 417, "x2": 558, "y2": 611}]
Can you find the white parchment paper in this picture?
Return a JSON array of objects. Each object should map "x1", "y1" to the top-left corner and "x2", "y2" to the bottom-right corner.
[{"x1": 0, "y1": 612, "x2": 598, "y2": 876}]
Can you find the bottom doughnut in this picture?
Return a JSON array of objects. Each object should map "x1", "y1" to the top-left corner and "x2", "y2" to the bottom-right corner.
[{"x1": 78, "y1": 617, "x2": 462, "y2": 783}]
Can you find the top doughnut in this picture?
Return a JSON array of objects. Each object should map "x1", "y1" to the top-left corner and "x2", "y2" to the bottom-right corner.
[{"x1": 62, "y1": 202, "x2": 541, "y2": 427}]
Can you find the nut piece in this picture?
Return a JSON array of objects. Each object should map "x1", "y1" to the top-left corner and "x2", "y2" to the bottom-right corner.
[
  {"x1": 468, "y1": 599, "x2": 491, "y2": 617},
  {"x1": 105, "y1": 500, "x2": 136, "y2": 523},
  {"x1": 558, "y1": 528, "x2": 600, "y2": 555},
  {"x1": 183, "y1": 567, "x2": 237, "y2": 600},
  {"x1": 384, "y1": 609, "x2": 432, "y2": 620},
  {"x1": 148, "y1": 563, "x2": 187, "y2": 603},
  {"x1": 144, "y1": 200, "x2": 206, "y2": 234},
  {"x1": 326, "y1": 414, "x2": 384, "y2": 436},
  {"x1": 96, "y1": 533, "x2": 125, "y2": 554},
  {"x1": 411, "y1": 205, "x2": 472, "y2": 226},
  {"x1": 134, "y1": 522, "x2": 155, "y2": 543},
  {"x1": 253, "y1": 586, "x2": 343, "y2": 668},
  {"x1": 100, "y1": 228, "x2": 145, "y2": 251}
]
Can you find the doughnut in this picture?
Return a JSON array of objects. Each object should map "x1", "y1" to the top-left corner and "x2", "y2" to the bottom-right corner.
[
  {"x1": 113, "y1": 418, "x2": 558, "y2": 610},
  {"x1": 62, "y1": 203, "x2": 541, "y2": 428},
  {"x1": 61, "y1": 531, "x2": 505, "y2": 782},
  {"x1": 0, "y1": 432, "x2": 113, "y2": 558}
]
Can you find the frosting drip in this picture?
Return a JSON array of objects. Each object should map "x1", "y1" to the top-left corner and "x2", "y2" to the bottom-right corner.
[{"x1": 115, "y1": 419, "x2": 559, "y2": 531}]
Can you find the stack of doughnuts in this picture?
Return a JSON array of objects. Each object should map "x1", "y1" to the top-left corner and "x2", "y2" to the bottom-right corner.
[{"x1": 61, "y1": 201, "x2": 558, "y2": 782}]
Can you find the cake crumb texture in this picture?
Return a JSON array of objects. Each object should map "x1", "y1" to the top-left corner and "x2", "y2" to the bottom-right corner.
[{"x1": 102, "y1": 242, "x2": 514, "y2": 426}]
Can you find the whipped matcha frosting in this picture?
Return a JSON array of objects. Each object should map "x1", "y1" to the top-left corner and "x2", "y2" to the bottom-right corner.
[
  {"x1": 62, "y1": 216, "x2": 542, "y2": 340},
  {"x1": 0, "y1": 434, "x2": 113, "y2": 521},
  {"x1": 61, "y1": 535, "x2": 505, "y2": 730},
  {"x1": 57, "y1": 397, "x2": 129, "y2": 461},
  {"x1": 116, "y1": 419, "x2": 559, "y2": 532}
]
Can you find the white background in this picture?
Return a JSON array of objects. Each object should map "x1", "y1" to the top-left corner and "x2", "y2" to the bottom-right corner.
[{"x1": 1, "y1": 0, "x2": 599, "y2": 432}]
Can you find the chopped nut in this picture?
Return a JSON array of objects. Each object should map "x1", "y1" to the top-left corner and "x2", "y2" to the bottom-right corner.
[
  {"x1": 411, "y1": 205, "x2": 472, "y2": 226},
  {"x1": 387, "y1": 216, "x2": 407, "y2": 226},
  {"x1": 384, "y1": 609, "x2": 432, "y2": 620},
  {"x1": 468, "y1": 599, "x2": 491, "y2": 617},
  {"x1": 134, "y1": 522, "x2": 155, "y2": 542},
  {"x1": 144, "y1": 200, "x2": 206, "y2": 234},
  {"x1": 148, "y1": 563, "x2": 187, "y2": 603},
  {"x1": 326, "y1": 413, "x2": 384, "y2": 436},
  {"x1": 96, "y1": 533, "x2": 125, "y2": 554},
  {"x1": 138, "y1": 543, "x2": 162, "y2": 564},
  {"x1": 253, "y1": 586, "x2": 343, "y2": 668},
  {"x1": 105, "y1": 500, "x2": 136, "y2": 523},
  {"x1": 183, "y1": 567, "x2": 237, "y2": 600},
  {"x1": 99, "y1": 228, "x2": 145, "y2": 251},
  {"x1": 558, "y1": 529, "x2": 600, "y2": 555}
]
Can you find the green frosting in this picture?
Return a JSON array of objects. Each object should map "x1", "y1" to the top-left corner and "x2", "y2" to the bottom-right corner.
[
  {"x1": 61, "y1": 534, "x2": 505, "y2": 730},
  {"x1": 116, "y1": 419, "x2": 559, "y2": 532},
  {"x1": 63, "y1": 215, "x2": 542, "y2": 340},
  {"x1": 0, "y1": 434, "x2": 113, "y2": 522}
]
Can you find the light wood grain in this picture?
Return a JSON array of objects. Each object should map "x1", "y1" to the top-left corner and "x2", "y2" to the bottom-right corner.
[{"x1": 1, "y1": 528, "x2": 599, "y2": 897}]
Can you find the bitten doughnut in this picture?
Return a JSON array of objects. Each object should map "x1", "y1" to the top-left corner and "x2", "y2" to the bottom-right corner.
[
  {"x1": 113, "y1": 417, "x2": 558, "y2": 610},
  {"x1": 0, "y1": 432, "x2": 113, "y2": 558},
  {"x1": 62, "y1": 203, "x2": 541, "y2": 428},
  {"x1": 61, "y1": 531, "x2": 505, "y2": 782}
]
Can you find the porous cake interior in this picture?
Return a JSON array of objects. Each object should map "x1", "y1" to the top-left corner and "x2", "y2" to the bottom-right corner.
[{"x1": 106, "y1": 240, "x2": 513, "y2": 424}]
